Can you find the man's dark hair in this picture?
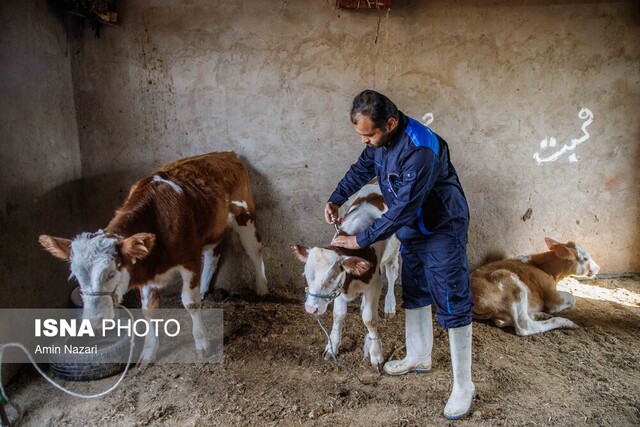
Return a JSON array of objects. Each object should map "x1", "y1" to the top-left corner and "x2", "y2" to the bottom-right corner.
[{"x1": 350, "y1": 90, "x2": 399, "y2": 129}]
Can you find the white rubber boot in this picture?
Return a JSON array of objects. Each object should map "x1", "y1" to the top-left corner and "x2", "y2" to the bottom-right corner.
[
  {"x1": 383, "y1": 305, "x2": 432, "y2": 375},
  {"x1": 444, "y1": 323, "x2": 476, "y2": 420}
]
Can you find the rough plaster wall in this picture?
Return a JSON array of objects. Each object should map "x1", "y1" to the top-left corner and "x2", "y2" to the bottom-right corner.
[
  {"x1": 68, "y1": 0, "x2": 639, "y2": 295},
  {"x1": 0, "y1": 0, "x2": 82, "y2": 385},
  {"x1": 0, "y1": 0, "x2": 82, "y2": 309}
]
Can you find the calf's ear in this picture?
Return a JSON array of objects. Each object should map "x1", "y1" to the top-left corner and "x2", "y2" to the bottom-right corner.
[
  {"x1": 341, "y1": 256, "x2": 372, "y2": 277},
  {"x1": 544, "y1": 237, "x2": 562, "y2": 249},
  {"x1": 121, "y1": 233, "x2": 155, "y2": 264},
  {"x1": 545, "y1": 237, "x2": 574, "y2": 260},
  {"x1": 289, "y1": 244, "x2": 309, "y2": 262},
  {"x1": 39, "y1": 235, "x2": 72, "y2": 261}
]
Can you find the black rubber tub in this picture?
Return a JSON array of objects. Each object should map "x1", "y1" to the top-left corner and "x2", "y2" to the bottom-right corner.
[{"x1": 50, "y1": 291, "x2": 138, "y2": 381}]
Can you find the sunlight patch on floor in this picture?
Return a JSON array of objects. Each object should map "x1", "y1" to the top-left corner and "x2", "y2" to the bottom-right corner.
[{"x1": 558, "y1": 278, "x2": 640, "y2": 307}]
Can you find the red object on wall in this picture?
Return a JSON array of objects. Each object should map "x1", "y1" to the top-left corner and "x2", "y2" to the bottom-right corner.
[{"x1": 337, "y1": 0, "x2": 392, "y2": 10}]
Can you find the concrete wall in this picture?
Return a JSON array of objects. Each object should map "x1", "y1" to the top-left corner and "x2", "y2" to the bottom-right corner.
[
  {"x1": 0, "y1": 0, "x2": 82, "y2": 309},
  {"x1": 0, "y1": 0, "x2": 83, "y2": 386},
  {"x1": 67, "y1": 0, "x2": 639, "y2": 291},
  {"x1": 10, "y1": 0, "x2": 635, "y2": 302},
  {"x1": 4, "y1": 0, "x2": 634, "y2": 387}
]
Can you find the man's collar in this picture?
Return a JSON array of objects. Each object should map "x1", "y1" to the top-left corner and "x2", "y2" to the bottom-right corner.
[{"x1": 382, "y1": 112, "x2": 407, "y2": 149}]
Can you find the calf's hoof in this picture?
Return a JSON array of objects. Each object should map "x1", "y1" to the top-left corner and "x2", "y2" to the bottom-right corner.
[
  {"x1": 197, "y1": 347, "x2": 214, "y2": 359},
  {"x1": 383, "y1": 308, "x2": 396, "y2": 318},
  {"x1": 136, "y1": 355, "x2": 156, "y2": 371},
  {"x1": 255, "y1": 281, "x2": 269, "y2": 297},
  {"x1": 369, "y1": 355, "x2": 384, "y2": 372},
  {"x1": 323, "y1": 345, "x2": 338, "y2": 361},
  {"x1": 363, "y1": 336, "x2": 384, "y2": 370},
  {"x1": 196, "y1": 343, "x2": 213, "y2": 359},
  {"x1": 561, "y1": 318, "x2": 579, "y2": 329},
  {"x1": 136, "y1": 341, "x2": 159, "y2": 370}
]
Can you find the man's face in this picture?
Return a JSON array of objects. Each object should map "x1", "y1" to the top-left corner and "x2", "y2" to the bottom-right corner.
[{"x1": 353, "y1": 115, "x2": 397, "y2": 148}]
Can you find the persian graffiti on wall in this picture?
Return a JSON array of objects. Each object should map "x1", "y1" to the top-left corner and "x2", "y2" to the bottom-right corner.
[{"x1": 533, "y1": 108, "x2": 594, "y2": 165}]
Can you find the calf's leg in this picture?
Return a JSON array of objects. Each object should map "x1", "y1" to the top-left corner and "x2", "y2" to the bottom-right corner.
[
  {"x1": 230, "y1": 206, "x2": 268, "y2": 296},
  {"x1": 180, "y1": 267, "x2": 212, "y2": 358},
  {"x1": 510, "y1": 279, "x2": 577, "y2": 335},
  {"x1": 362, "y1": 283, "x2": 384, "y2": 370},
  {"x1": 138, "y1": 284, "x2": 162, "y2": 369},
  {"x1": 546, "y1": 290, "x2": 576, "y2": 314},
  {"x1": 324, "y1": 297, "x2": 347, "y2": 359},
  {"x1": 381, "y1": 237, "x2": 400, "y2": 318},
  {"x1": 381, "y1": 259, "x2": 399, "y2": 318},
  {"x1": 199, "y1": 243, "x2": 221, "y2": 299}
]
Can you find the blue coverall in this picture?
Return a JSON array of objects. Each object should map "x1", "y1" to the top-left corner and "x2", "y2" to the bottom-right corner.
[{"x1": 328, "y1": 113, "x2": 473, "y2": 328}]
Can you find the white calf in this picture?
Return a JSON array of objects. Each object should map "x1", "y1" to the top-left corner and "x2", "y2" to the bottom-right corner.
[{"x1": 291, "y1": 183, "x2": 400, "y2": 369}]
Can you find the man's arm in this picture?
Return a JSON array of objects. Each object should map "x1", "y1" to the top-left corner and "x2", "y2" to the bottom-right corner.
[
  {"x1": 327, "y1": 147, "x2": 376, "y2": 207},
  {"x1": 355, "y1": 147, "x2": 441, "y2": 247}
]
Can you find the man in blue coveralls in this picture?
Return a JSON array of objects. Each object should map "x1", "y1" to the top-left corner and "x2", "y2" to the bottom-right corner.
[{"x1": 327, "y1": 90, "x2": 475, "y2": 419}]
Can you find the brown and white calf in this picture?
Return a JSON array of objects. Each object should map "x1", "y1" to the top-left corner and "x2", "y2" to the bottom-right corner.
[
  {"x1": 471, "y1": 237, "x2": 599, "y2": 336},
  {"x1": 291, "y1": 181, "x2": 400, "y2": 369},
  {"x1": 39, "y1": 152, "x2": 268, "y2": 367}
]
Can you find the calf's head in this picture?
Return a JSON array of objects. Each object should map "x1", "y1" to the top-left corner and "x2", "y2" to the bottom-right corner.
[
  {"x1": 290, "y1": 244, "x2": 372, "y2": 316},
  {"x1": 39, "y1": 230, "x2": 155, "y2": 325},
  {"x1": 545, "y1": 237, "x2": 600, "y2": 278}
]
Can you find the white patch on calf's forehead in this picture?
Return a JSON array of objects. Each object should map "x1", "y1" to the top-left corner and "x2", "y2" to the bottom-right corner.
[
  {"x1": 70, "y1": 233, "x2": 119, "y2": 290},
  {"x1": 70, "y1": 233, "x2": 118, "y2": 264},
  {"x1": 304, "y1": 248, "x2": 340, "y2": 284},
  {"x1": 308, "y1": 247, "x2": 338, "y2": 265},
  {"x1": 152, "y1": 175, "x2": 183, "y2": 193}
]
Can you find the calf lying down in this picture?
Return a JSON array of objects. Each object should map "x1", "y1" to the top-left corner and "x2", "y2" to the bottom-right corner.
[
  {"x1": 291, "y1": 182, "x2": 400, "y2": 369},
  {"x1": 471, "y1": 237, "x2": 600, "y2": 336}
]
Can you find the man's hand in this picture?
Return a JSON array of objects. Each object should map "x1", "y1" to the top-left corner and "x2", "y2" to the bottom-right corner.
[
  {"x1": 331, "y1": 235, "x2": 361, "y2": 250},
  {"x1": 324, "y1": 202, "x2": 342, "y2": 225}
]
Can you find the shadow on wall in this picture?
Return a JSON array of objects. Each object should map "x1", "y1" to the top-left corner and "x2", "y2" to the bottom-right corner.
[
  {"x1": 1, "y1": 161, "x2": 308, "y2": 306},
  {"x1": 466, "y1": 173, "x2": 514, "y2": 270},
  {"x1": 230, "y1": 158, "x2": 311, "y2": 298},
  {"x1": 0, "y1": 171, "x2": 135, "y2": 310}
]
